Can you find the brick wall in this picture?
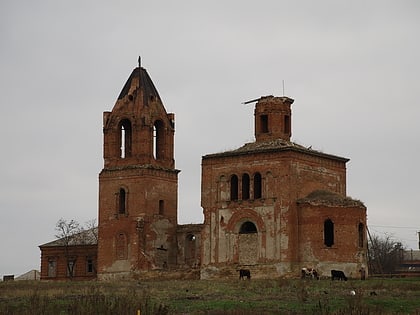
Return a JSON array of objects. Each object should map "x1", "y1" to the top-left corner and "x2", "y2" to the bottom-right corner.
[
  {"x1": 97, "y1": 66, "x2": 179, "y2": 280},
  {"x1": 200, "y1": 96, "x2": 367, "y2": 279},
  {"x1": 39, "y1": 245, "x2": 97, "y2": 280}
]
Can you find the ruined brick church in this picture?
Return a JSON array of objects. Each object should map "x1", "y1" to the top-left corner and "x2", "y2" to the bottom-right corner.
[{"x1": 40, "y1": 61, "x2": 367, "y2": 280}]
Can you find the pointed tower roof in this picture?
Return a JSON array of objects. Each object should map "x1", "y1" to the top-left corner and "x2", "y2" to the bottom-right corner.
[
  {"x1": 117, "y1": 65, "x2": 162, "y2": 106},
  {"x1": 117, "y1": 57, "x2": 162, "y2": 110}
]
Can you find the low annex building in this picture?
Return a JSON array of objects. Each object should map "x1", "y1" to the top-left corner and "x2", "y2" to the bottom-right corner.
[
  {"x1": 39, "y1": 228, "x2": 98, "y2": 280},
  {"x1": 39, "y1": 60, "x2": 367, "y2": 280}
]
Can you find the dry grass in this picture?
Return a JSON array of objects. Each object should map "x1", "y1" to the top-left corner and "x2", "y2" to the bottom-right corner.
[{"x1": 1, "y1": 277, "x2": 420, "y2": 314}]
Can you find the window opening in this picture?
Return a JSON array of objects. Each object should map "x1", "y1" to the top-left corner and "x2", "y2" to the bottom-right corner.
[
  {"x1": 284, "y1": 115, "x2": 290, "y2": 134},
  {"x1": 242, "y1": 173, "x2": 250, "y2": 200},
  {"x1": 121, "y1": 125, "x2": 126, "y2": 158},
  {"x1": 48, "y1": 258, "x2": 56, "y2": 277},
  {"x1": 253, "y1": 172, "x2": 262, "y2": 199},
  {"x1": 239, "y1": 221, "x2": 257, "y2": 234},
  {"x1": 153, "y1": 124, "x2": 157, "y2": 158},
  {"x1": 324, "y1": 219, "x2": 334, "y2": 247},
  {"x1": 358, "y1": 223, "x2": 364, "y2": 248},
  {"x1": 67, "y1": 258, "x2": 76, "y2": 277},
  {"x1": 153, "y1": 120, "x2": 164, "y2": 160},
  {"x1": 260, "y1": 115, "x2": 268, "y2": 133},
  {"x1": 87, "y1": 258, "x2": 94, "y2": 273},
  {"x1": 230, "y1": 175, "x2": 238, "y2": 201},
  {"x1": 159, "y1": 200, "x2": 164, "y2": 215},
  {"x1": 119, "y1": 119, "x2": 132, "y2": 158},
  {"x1": 119, "y1": 188, "x2": 126, "y2": 214}
]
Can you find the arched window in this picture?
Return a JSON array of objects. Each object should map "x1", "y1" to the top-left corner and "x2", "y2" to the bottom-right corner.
[
  {"x1": 324, "y1": 219, "x2": 334, "y2": 247},
  {"x1": 153, "y1": 120, "x2": 165, "y2": 160},
  {"x1": 239, "y1": 221, "x2": 257, "y2": 234},
  {"x1": 230, "y1": 175, "x2": 238, "y2": 201},
  {"x1": 242, "y1": 173, "x2": 250, "y2": 200},
  {"x1": 253, "y1": 172, "x2": 262, "y2": 199},
  {"x1": 119, "y1": 119, "x2": 132, "y2": 158},
  {"x1": 118, "y1": 188, "x2": 126, "y2": 214},
  {"x1": 358, "y1": 223, "x2": 364, "y2": 248}
]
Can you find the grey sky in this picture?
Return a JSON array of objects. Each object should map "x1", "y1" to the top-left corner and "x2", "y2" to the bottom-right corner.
[{"x1": 1, "y1": 1, "x2": 419, "y2": 276}]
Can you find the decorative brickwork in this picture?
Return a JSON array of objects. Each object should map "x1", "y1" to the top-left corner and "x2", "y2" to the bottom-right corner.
[
  {"x1": 200, "y1": 96, "x2": 367, "y2": 279},
  {"x1": 97, "y1": 62, "x2": 180, "y2": 280},
  {"x1": 39, "y1": 62, "x2": 367, "y2": 281}
]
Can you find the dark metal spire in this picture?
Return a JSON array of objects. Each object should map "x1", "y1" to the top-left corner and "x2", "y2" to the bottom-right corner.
[{"x1": 138, "y1": 56, "x2": 141, "y2": 89}]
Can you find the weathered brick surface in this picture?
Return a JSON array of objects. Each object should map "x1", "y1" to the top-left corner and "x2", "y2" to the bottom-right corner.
[
  {"x1": 39, "y1": 245, "x2": 97, "y2": 280},
  {"x1": 176, "y1": 224, "x2": 203, "y2": 269},
  {"x1": 97, "y1": 66, "x2": 180, "y2": 280},
  {"x1": 297, "y1": 203, "x2": 367, "y2": 278},
  {"x1": 200, "y1": 96, "x2": 367, "y2": 279},
  {"x1": 40, "y1": 66, "x2": 367, "y2": 281}
]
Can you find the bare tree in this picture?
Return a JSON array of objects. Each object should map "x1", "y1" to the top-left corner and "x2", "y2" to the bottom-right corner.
[
  {"x1": 55, "y1": 218, "x2": 80, "y2": 279},
  {"x1": 55, "y1": 218, "x2": 98, "y2": 279},
  {"x1": 368, "y1": 233, "x2": 404, "y2": 275}
]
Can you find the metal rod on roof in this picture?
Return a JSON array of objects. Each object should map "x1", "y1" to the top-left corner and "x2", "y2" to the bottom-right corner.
[
  {"x1": 138, "y1": 56, "x2": 141, "y2": 89},
  {"x1": 242, "y1": 97, "x2": 261, "y2": 105}
]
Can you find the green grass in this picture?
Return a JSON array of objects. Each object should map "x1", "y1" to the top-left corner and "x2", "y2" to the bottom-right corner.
[{"x1": 1, "y1": 278, "x2": 420, "y2": 314}]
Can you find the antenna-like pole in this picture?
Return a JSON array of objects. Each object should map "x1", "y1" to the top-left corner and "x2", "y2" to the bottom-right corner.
[
  {"x1": 282, "y1": 80, "x2": 285, "y2": 96},
  {"x1": 418, "y1": 231, "x2": 420, "y2": 250}
]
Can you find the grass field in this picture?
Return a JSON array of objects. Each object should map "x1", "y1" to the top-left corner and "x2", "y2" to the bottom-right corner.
[{"x1": 1, "y1": 277, "x2": 420, "y2": 314}]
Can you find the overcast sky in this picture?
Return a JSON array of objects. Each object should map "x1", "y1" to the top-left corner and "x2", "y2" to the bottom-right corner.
[{"x1": 1, "y1": 1, "x2": 419, "y2": 277}]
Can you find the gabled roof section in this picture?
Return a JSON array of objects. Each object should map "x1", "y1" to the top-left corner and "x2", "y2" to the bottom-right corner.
[
  {"x1": 39, "y1": 228, "x2": 98, "y2": 247},
  {"x1": 203, "y1": 138, "x2": 349, "y2": 163},
  {"x1": 117, "y1": 66, "x2": 162, "y2": 105}
]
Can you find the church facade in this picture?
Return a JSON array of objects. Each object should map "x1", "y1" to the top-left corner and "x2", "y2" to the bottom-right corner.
[
  {"x1": 200, "y1": 96, "x2": 367, "y2": 279},
  {"x1": 39, "y1": 61, "x2": 367, "y2": 280}
]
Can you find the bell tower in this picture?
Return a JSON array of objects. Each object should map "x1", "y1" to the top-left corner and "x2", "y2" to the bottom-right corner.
[
  {"x1": 254, "y1": 96, "x2": 294, "y2": 142},
  {"x1": 98, "y1": 59, "x2": 179, "y2": 279}
]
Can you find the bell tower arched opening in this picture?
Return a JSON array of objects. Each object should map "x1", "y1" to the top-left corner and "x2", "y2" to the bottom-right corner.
[
  {"x1": 98, "y1": 61, "x2": 179, "y2": 278},
  {"x1": 119, "y1": 119, "x2": 132, "y2": 159},
  {"x1": 153, "y1": 120, "x2": 165, "y2": 160}
]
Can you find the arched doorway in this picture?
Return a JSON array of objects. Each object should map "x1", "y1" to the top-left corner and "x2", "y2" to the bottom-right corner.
[{"x1": 238, "y1": 221, "x2": 258, "y2": 265}]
